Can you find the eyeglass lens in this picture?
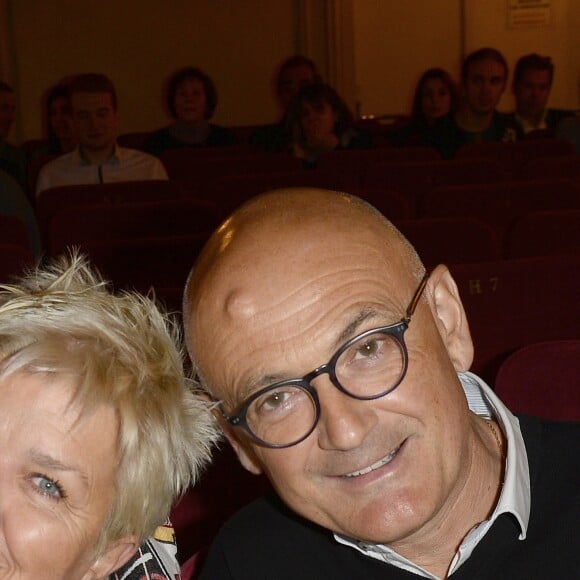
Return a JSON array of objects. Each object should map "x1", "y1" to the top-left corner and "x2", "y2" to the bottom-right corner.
[{"x1": 245, "y1": 329, "x2": 406, "y2": 446}]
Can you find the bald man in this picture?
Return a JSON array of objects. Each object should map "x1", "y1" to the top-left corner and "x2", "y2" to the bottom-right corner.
[{"x1": 184, "y1": 188, "x2": 579, "y2": 579}]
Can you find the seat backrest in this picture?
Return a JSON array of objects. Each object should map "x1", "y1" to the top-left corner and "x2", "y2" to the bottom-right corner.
[
  {"x1": 450, "y1": 254, "x2": 580, "y2": 384},
  {"x1": 117, "y1": 131, "x2": 151, "y2": 150},
  {"x1": 354, "y1": 188, "x2": 413, "y2": 221},
  {"x1": 510, "y1": 138, "x2": 576, "y2": 168},
  {"x1": 363, "y1": 158, "x2": 508, "y2": 208},
  {"x1": 455, "y1": 139, "x2": 575, "y2": 179},
  {"x1": 206, "y1": 170, "x2": 344, "y2": 217},
  {"x1": 47, "y1": 198, "x2": 219, "y2": 255},
  {"x1": 313, "y1": 149, "x2": 376, "y2": 189},
  {"x1": 159, "y1": 148, "x2": 302, "y2": 193},
  {"x1": 226, "y1": 124, "x2": 262, "y2": 144},
  {"x1": 171, "y1": 444, "x2": 271, "y2": 565},
  {"x1": 495, "y1": 340, "x2": 580, "y2": 421},
  {"x1": 506, "y1": 209, "x2": 580, "y2": 258},
  {"x1": 520, "y1": 154, "x2": 580, "y2": 181},
  {"x1": 396, "y1": 217, "x2": 500, "y2": 267},
  {"x1": 455, "y1": 141, "x2": 515, "y2": 176},
  {"x1": 0, "y1": 214, "x2": 30, "y2": 249},
  {"x1": 375, "y1": 146, "x2": 442, "y2": 162},
  {"x1": 36, "y1": 180, "x2": 185, "y2": 242},
  {"x1": 0, "y1": 243, "x2": 35, "y2": 283},
  {"x1": 421, "y1": 178, "x2": 579, "y2": 243},
  {"x1": 74, "y1": 234, "x2": 211, "y2": 293}
]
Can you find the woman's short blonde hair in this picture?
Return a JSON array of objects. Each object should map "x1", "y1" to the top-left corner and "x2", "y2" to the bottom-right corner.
[{"x1": 0, "y1": 253, "x2": 219, "y2": 551}]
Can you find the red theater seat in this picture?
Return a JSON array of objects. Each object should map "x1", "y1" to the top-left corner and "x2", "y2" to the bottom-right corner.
[
  {"x1": 495, "y1": 340, "x2": 580, "y2": 421},
  {"x1": 0, "y1": 214, "x2": 30, "y2": 249},
  {"x1": 159, "y1": 148, "x2": 302, "y2": 194},
  {"x1": 506, "y1": 209, "x2": 580, "y2": 258},
  {"x1": 117, "y1": 131, "x2": 151, "y2": 150},
  {"x1": 355, "y1": 188, "x2": 413, "y2": 221},
  {"x1": 36, "y1": 180, "x2": 186, "y2": 243},
  {"x1": 396, "y1": 217, "x2": 500, "y2": 267},
  {"x1": 520, "y1": 154, "x2": 580, "y2": 181},
  {"x1": 450, "y1": 254, "x2": 580, "y2": 384},
  {"x1": 171, "y1": 445, "x2": 271, "y2": 565},
  {"x1": 456, "y1": 139, "x2": 575, "y2": 179},
  {"x1": 47, "y1": 198, "x2": 218, "y2": 256},
  {"x1": 363, "y1": 158, "x2": 508, "y2": 208},
  {"x1": 0, "y1": 244, "x2": 34, "y2": 283},
  {"x1": 206, "y1": 170, "x2": 345, "y2": 216},
  {"x1": 78, "y1": 234, "x2": 210, "y2": 294},
  {"x1": 421, "y1": 178, "x2": 579, "y2": 243}
]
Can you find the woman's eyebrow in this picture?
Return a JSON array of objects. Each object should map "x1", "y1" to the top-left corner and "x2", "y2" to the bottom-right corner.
[{"x1": 28, "y1": 449, "x2": 89, "y2": 485}]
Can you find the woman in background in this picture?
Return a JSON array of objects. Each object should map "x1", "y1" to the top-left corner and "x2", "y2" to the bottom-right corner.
[
  {"x1": 286, "y1": 82, "x2": 372, "y2": 164},
  {"x1": 144, "y1": 66, "x2": 236, "y2": 155},
  {"x1": 389, "y1": 67, "x2": 458, "y2": 146}
]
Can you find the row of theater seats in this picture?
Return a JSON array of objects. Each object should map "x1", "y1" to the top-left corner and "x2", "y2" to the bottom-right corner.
[
  {"x1": 2, "y1": 181, "x2": 579, "y2": 381},
  {"x1": 16, "y1": 175, "x2": 580, "y2": 263},
  {"x1": 30, "y1": 176, "x2": 580, "y2": 241},
  {"x1": 26, "y1": 138, "x2": 578, "y2": 203}
]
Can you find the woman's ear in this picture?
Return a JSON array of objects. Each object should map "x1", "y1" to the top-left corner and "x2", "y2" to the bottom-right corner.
[
  {"x1": 427, "y1": 264, "x2": 474, "y2": 372},
  {"x1": 83, "y1": 537, "x2": 139, "y2": 580}
]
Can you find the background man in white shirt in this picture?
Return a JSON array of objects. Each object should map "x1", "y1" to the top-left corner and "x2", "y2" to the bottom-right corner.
[{"x1": 36, "y1": 73, "x2": 167, "y2": 196}]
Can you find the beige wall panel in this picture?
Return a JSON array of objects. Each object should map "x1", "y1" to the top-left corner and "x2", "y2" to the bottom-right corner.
[
  {"x1": 11, "y1": 0, "x2": 296, "y2": 141},
  {"x1": 352, "y1": 0, "x2": 462, "y2": 118}
]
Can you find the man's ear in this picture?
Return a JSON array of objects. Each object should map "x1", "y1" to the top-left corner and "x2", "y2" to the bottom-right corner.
[
  {"x1": 82, "y1": 536, "x2": 139, "y2": 580},
  {"x1": 427, "y1": 264, "x2": 474, "y2": 372},
  {"x1": 217, "y1": 415, "x2": 264, "y2": 476}
]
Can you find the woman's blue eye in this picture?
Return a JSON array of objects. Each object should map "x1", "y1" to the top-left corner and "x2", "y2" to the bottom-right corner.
[{"x1": 30, "y1": 474, "x2": 65, "y2": 500}]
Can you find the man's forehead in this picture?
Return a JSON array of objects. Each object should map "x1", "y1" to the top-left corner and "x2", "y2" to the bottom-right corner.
[
  {"x1": 190, "y1": 212, "x2": 410, "y2": 331},
  {"x1": 520, "y1": 69, "x2": 551, "y2": 84},
  {"x1": 467, "y1": 59, "x2": 506, "y2": 78}
]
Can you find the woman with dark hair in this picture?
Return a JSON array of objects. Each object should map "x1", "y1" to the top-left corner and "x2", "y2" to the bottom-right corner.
[
  {"x1": 45, "y1": 83, "x2": 76, "y2": 155},
  {"x1": 144, "y1": 66, "x2": 235, "y2": 155},
  {"x1": 412, "y1": 68, "x2": 458, "y2": 127},
  {"x1": 286, "y1": 83, "x2": 372, "y2": 164},
  {"x1": 390, "y1": 67, "x2": 458, "y2": 146}
]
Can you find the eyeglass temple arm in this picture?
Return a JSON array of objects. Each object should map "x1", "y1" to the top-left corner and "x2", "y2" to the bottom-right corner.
[{"x1": 403, "y1": 273, "x2": 429, "y2": 324}]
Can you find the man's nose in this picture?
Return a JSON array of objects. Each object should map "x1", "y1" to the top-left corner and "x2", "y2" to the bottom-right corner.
[{"x1": 313, "y1": 375, "x2": 377, "y2": 451}]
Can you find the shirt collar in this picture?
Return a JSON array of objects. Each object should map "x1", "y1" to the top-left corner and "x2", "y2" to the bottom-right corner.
[
  {"x1": 334, "y1": 372, "x2": 531, "y2": 577},
  {"x1": 73, "y1": 142, "x2": 122, "y2": 166},
  {"x1": 515, "y1": 110, "x2": 548, "y2": 133},
  {"x1": 461, "y1": 371, "x2": 530, "y2": 537}
]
